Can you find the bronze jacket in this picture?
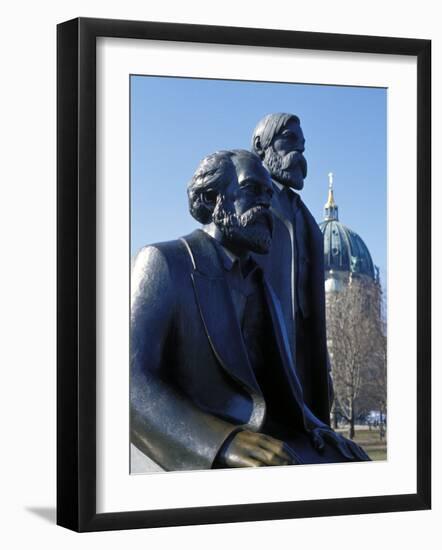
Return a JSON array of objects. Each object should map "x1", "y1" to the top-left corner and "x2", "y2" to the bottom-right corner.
[
  {"x1": 130, "y1": 229, "x2": 314, "y2": 471},
  {"x1": 253, "y1": 185, "x2": 333, "y2": 420}
]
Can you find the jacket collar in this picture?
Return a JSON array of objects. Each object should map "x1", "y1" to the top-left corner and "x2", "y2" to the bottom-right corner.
[
  {"x1": 181, "y1": 229, "x2": 265, "y2": 428},
  {"x1": 181, "y1": 229, "x2": 306, "y2": 429}
]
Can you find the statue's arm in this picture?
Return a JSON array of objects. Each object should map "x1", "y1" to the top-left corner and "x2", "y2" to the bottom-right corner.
[{"x1": 130, "y1": 246, "x2": 239, "y2": 471}]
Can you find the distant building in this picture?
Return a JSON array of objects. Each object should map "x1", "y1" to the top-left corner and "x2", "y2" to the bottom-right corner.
[{"x1": 319, "y1": 173, "x2": 380, "y2": 297}]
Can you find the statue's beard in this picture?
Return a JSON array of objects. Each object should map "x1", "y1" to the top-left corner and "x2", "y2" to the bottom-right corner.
[
  {"x1": 263, "y1": 147, "x2": 307, "y2": 190},
  {"x1": 212, "y1": 198, "x2": 273, "y2": 254}
]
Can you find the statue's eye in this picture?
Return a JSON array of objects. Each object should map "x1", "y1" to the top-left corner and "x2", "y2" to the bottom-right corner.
[{"x1": 245, "y1": 183, "x2": 260, "y2": 195}]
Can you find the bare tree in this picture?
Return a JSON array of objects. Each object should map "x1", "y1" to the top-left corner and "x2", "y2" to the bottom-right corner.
[
  {"x1": 359, "y1": 290, "x2": 387, "y2": 439},
  {"x1": 326, "y1": 277, "x2": 385, "y2": 439}
]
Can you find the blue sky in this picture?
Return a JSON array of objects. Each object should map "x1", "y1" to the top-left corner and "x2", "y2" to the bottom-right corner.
[{"x1": 130, "y1": 75, "x2": 387, "y2": 289}]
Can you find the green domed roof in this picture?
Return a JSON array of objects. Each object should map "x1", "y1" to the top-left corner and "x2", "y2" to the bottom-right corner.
[
  {"x1": 319, "y1": 219, "x2": 375, "y2": 279},
  {"x1": 319, "y1": 175, "x2": 375, "y2": 280}
]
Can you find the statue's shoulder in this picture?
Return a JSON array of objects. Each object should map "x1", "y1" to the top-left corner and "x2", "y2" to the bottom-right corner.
[
  {"x1": 296, "y1": 195, "x2": 311, "y2": 216},
  {"x1": 132, "y1": 237, "x2": 192, "y2": 283},
  {"x1": 145, "y1": 238, "x2": 187, "y2": 260},
  {"x1": 297, "y1": 197, "x2": 320, "y2": 228},
  {"x1": 132, "y1": 229, "x2": 219, "y2": 282}
]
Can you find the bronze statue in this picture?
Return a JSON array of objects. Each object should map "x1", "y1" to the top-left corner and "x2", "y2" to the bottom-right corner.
[
  {"x1": 130, "y1": 147, "x2": 369, "y2": 470},
  {"x1": 250, "y1": 112, "x2": 368, "y2": 461},
  {"x1": 251, "y1": 113, "x2": 333, "y2": 423}
]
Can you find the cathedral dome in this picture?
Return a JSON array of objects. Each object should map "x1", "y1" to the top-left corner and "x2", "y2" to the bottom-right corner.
[
  {"x1": 319, "y1": 220, "x2": 375, "y2": 279},
  {"x1": 318, "y1": 175, "x2": 375, "y2": 281}
]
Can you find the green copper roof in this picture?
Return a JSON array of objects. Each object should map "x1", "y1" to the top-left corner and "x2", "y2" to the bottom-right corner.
[{"x1": 319, "y1": 219, "x2": 375, "y2": 279}]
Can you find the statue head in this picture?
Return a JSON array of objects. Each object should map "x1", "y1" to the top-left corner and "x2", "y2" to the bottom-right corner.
[
  {"x1": 251, "y1": 112, "x2": 307, "y2": 190},
  {"x1": 187, "y1": 149, "x2": 274, "y2": 254}
]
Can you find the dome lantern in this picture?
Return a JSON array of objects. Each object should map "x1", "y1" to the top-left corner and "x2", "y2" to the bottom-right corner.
[{"x1": 324, "y1": 172, "x2": 339, "y2": 221}]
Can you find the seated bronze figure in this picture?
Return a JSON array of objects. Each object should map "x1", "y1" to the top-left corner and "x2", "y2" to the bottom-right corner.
[{"x1": 130, "y1": 148, "x2": 369, "y2": 470}]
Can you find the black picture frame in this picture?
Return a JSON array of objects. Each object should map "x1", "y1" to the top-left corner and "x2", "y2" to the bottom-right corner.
[{"x1": 57, "y1": 17, "x2": 431, "y2": 532}]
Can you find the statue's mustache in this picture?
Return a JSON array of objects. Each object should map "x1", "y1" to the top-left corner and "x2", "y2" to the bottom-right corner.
[
  {"x1": 214, "y1": 202, "x2": 273, "y2": 236},
  {"x1": 281, "y1": 151, "x2": 307, "y2": 176},
  {"x1": 239, "y1": 206, "x2": 273, "y2": 232}
]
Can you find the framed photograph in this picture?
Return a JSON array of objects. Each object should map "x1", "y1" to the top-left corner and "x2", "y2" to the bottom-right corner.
[{"x1": 57, "y1": 17, "x2": 431, "y2": 532}]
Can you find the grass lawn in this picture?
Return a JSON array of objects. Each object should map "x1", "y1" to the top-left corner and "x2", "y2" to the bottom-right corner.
[{"x1": 337, "y1": 426, "x2": 387, "y2": 461}]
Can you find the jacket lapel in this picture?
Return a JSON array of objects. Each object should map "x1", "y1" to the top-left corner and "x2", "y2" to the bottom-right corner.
[
  {"x1": 182, "y1": 231, "x2": 263, "y2": 400},
  {"x1": 191, "y1": 272, "x2": 263, "y2": 398}
]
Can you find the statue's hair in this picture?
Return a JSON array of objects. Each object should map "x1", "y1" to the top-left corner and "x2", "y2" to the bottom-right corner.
[
  {"x1": 251, "y1": 113, "x2": 300, "y2": 158},
  {"x1": 187, "y1": 149, "x2": 262, "y2": 224}
]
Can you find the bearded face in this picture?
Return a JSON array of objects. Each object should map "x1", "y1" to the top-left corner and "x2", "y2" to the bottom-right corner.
[
  {"x1": 212, "y1": 195, "x2": 273, "y2": 254},
  {"x1": 263, "y1": 146, "x2": 307, "y2": 190}
]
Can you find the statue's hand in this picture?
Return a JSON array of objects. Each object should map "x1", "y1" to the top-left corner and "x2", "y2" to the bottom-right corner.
[
  {"x1": 310, "y1": 427, "x2": 370, "y2": 461},
  {"x1": 223, "y1": 430, "x2": 296, "y2": 467}
]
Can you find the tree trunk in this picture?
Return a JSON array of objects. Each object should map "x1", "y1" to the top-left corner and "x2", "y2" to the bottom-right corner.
[
  {"x1": 379, "y1": 407, "x2": 386, "y2": 440},
  {"x1": 333, "y1": 408, "x2": 339, "y2": 429},
  {"x1": 349, "y1": 402, "x2": 355, "y2": 439}
]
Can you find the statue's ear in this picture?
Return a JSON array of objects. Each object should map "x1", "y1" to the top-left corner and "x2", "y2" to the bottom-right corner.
[
  {"x1": 253, "y1": 136, "x2": 264, "y2": 158},
  {"x1": 200, "y1": 189, "x2": 218, "y2": 209},
  {"x1": 191, "y1": 189, "x2": 218, "y2": 224}
]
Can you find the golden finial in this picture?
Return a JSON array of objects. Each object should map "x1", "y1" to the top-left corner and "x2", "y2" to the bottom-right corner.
[
  {"x1": 325, "y1": 172, "x2": 336, "y2": 208},
  {"x1": 324, "y1": 172, "x2": 339, "y2": 221}
]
